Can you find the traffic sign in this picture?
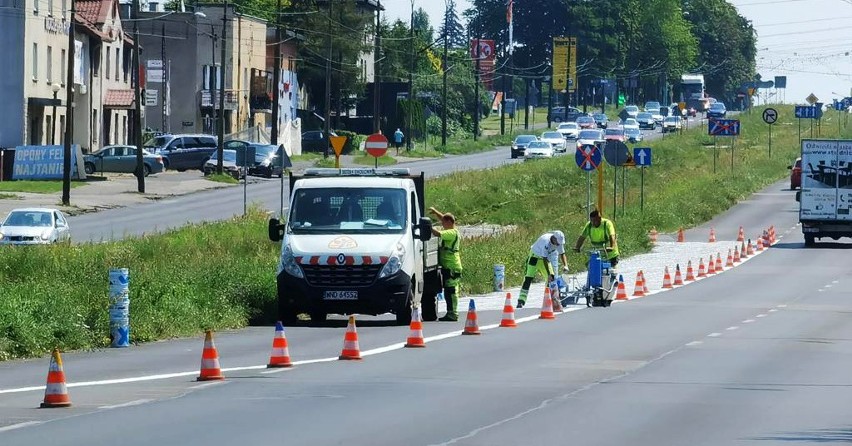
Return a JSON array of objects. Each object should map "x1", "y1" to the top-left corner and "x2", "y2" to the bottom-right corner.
[
  {"x1": 795, "y1": 105, "x2": 818, "y2": 119},
  {"x1": 806, "y1": 93, "x2": 819, "y2": 105},
  {"x1": 603, "y1": 140, "x2": 630, "y2": 166},
  {"x1": 708, "y1": 119, "x2": 741, "y2": 136},
  {"x1": 365, "y1": 133, "x2": 389, "y2": 158},
  {"x1": 575, "y1": 144, "x2": 601, "y2": 171},
  {"x1": 634, "y1": 148, "x2": 652, "y2": 166},
  {"x1": 762, "y1": 108, "x2": 778, "y2": 125},
  {"x1": 329, "y1": 136, "x2": 347, "y2": 156}
]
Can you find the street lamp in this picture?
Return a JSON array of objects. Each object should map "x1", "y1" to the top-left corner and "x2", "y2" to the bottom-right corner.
[{"x1": 50, "y1": 83, "x2": 61, "y2": 145}]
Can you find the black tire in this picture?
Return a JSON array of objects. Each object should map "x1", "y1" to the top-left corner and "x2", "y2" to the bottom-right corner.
[
  {"x1": 511, "y1": 152, "x2": 517, "y2": 159},
  {"x1": 199, "y1": 159, "x2": 210, "y2": 172},
  {"x1": 278, "y1": 301, "x2": 299, "y2": 325},
  {"x1": 309, "y1": 310, "x2": 327, "y2": 323},
  {"x1": 177, "y1": 168, "x2": 187, "y2": 172},
  {"x1": 162, "y1": 158, "x2": 170, "y2": 170},
  {"x1": 143, "y1": 164, "x2": 151, "y2": 177},
  {"x1": 804, "y1": 234, "x2": 816, "y2": 247},
  {"x1": 84, "y1": 162, "x2": 95, "y2": 175},
  {"x1": 395, "y1": 284, "x2": 414, "y2": 325}
]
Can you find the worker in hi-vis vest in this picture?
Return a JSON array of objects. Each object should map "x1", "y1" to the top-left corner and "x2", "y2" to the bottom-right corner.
[
  {"x1": 517, "y1": 231, "x2": 569, "y2": 309},
  {"x1": 573, "y1": 210, "x2": 619, "y2": 266},
  {"x1": 429, "y1": 207, "x2": 462, "y2": 321}
]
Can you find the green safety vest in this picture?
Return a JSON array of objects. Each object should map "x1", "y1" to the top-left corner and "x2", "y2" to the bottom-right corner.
[
  {"x1": 438, "y1": 228, "x2": 462, "y2": 271},
  {"x1": 582, "y1": 219, "x2": 619, "y2": 258}
]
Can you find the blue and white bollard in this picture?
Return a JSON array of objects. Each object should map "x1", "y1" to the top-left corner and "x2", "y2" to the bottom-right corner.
[
  {"x1": 108, "y1": 268, "x2": 130, "y2": 348},
  {"x1": 493, "y1": 264, "x2": 505, "y2": 292}
]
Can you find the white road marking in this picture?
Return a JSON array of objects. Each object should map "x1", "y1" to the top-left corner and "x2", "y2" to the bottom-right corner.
[
  {"x1": 825, "y1": 285, "x2": 833, "y2": 288},
  {"x1": 0, "y1": 421, "x2": 43, "y2": 433},
  {"x1": 769, "y1": 309, "x2": 778, "y2": 312},
  {"x1": 832, "y1": 280, "x2": 839, "y2": 284},
  {"x1": 756, "y1": 314, "x2": 767, "y2": 318},
  {"x1": 777, "y1": 304, "x2": 787, "y2": 308},
  {"x1": 743, "y1": 319, "x2": 755, "y2": 323},
  {"x1": 98, "y1": 399, "x2": 153, "y2": 410},
  {"x1": 726, "y1": 326, "x2": 739, "y2": 331},
  {"x1": 819, "y1": 289, "x2": 825, "y2": 292},
  {"x1": 708, "y1": 333, "x2": 722, "y2": 337},
  {"x1": 685, "y1": 341, "x2": 703, "y2": 347}
]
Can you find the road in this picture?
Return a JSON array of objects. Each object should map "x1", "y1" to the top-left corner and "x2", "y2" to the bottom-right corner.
[
  {"x1": 67, "y1": 119, "x2": 699, "y2": 243},
  {"x1": 6, "y1": 177, "x2": 851, "y2": 445}
]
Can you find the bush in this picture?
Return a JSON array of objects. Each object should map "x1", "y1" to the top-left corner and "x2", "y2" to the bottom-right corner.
[{"x1": 335, "y1": 130, "x2": 366, "y2": 154}]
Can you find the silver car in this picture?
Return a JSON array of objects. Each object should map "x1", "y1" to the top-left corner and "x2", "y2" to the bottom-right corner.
[
  {"x1": 0, "y1": 208, "x2": 71, "y2": 245},
  {"x1": 540, "y1": 131, "x2": 568, "y2": 153}
]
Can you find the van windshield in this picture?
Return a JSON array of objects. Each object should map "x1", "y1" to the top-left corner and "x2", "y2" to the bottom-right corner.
[{"x1": 289, "y1": 188, "x2": 407, "y2": 234}]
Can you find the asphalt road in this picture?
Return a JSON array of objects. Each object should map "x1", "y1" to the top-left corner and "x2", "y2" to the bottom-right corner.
[
  {"x1": 6, "y1": 177, "x2": 851, "y2": 445},
  {"x1": 67, "y1": 119, "x2": 699, "y2": 243}
]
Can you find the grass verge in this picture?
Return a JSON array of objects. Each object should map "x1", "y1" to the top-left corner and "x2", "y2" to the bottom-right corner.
[
  {"x1": 354, "y1": 154, "x2": 397, "y2": 166},
  {"x1": 0, "y1": 193, "x2": 19, "y2": 200},
  {"x1": 205, "y1": 174, "x2": 239, "y2": 184},
  {"x1": 0, "y1": 180, "x2": 87, "y2": 194}
]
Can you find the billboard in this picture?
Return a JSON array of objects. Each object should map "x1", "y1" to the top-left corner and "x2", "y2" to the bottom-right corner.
[
  {"x1": 552, "y1": 37, "x2": 577, "y2": 92},
  {"x1": 470, "y1": 39, "x2": 496, "y2": 90},
  {"x1": 800, "y1": 139, "x2": 852, "y2": 221},
  {"x1": 12, "y1": 145, "x2": 85, "y2": 180}
]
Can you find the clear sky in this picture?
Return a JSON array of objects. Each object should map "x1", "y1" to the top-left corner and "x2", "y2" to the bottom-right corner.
[{"x1": 384, "y1": 0, "x2": 852, "y2": 105}]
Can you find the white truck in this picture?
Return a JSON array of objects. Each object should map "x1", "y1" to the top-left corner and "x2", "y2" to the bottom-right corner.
[
  {"x1": 797, "y1": 139, "x2": 852, "y2": 246},
  {"x1": 267, "y1": 168, "x2": 443, "y2": 324}
]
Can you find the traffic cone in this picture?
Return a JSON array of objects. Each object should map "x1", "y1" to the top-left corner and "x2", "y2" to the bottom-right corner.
[
  {"x1": 725, "y1": 249, "x2": 734, "y2": 268},
  {"x1": 715, "y1": 252, "x2": 723, "y2": 271},
  {"x1": 649, "y1": 227, "x2": 658, "y2": 243},
  {"x1": 632, "y1": 271, "x2": 646, "y2": 297},
  {"x1": 615, "y1": 275, "x2": 629, "y2": 300},
  {"x1": 756, "y1": 237, "x2": 764, "y2": 252},
  {"x1": 677, "y1": 227, "x2": 685, "y2": 243},
  {"x1": 550, "y1": 285, "x2": 564, "y2": 313},
  {"x1": 662, "y1": 267, "x2": 673, "y2": 289},
  {"x1": 740, "y1": 241, "x2": 748, "y2": 259},
  {"x1": 697, "y1": 258, "x2": 707, "y2": 278},
  {"x1": 405, "y1": 307, "x2": 426, "y2": 348},
  {"x1": 737, "y1": 226, "x2": 745, "y2": 242},
  {"x1": 709, "y1": 228, "x2": 716, "y2": 243},
  {"x1": 266, "y1": 322, "x2": 293, "y2": 368},
  {"x1": 747, "y1": 239, "x2": 755, "y2": 256},
  {"x1": 763, "y1": 230, "x2": 771, "y2": 247},
  {"x1": 770, "y1": 226, "x2": 776, "y2": 244},
  {"x1": 641, "y1": 270, "x2": 649, "y2": 295},
  {"x1": 197, "y1": 330, "x2": 224, "y2": 381},
  {"x1": 339, "y1": 316, "x2": 363, "y2": 360},
  {"x1": 40, "y1": 348, "x2": 72, "y2": 408},
  {"x1": 462, "y1": 299, "x2": 481, "y2": 335},
  {"x1": 673, "y1": 264, "x2": 684, "y2": 286},
  {"x1": 733, "y1": 245, "x2": 741, "y2": 264},
  {"x1": 707, "y1": 254, "x2": 716, "y2": 275},
  {"x1": 685, "y1": 260, "x2": 696, "y2": 282},
  {"x1": 500, "y1": 293, "x2": 517, "y2": 328},
  {"x1": 539, "y1": 287, "x2": 556, "y2": 319}
]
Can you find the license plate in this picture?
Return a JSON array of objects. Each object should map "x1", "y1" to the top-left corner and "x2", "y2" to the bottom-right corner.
[
  {"x1": 802, "y1": 227, "x2": 819, "y2": 233},
  {"x1": 323, "y1": 290, "x2": 358, "y2": 300}
]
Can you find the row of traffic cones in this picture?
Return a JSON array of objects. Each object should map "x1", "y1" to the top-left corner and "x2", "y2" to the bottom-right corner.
[{"x1": 651, "y1": 225, "x2": 762, "y2": 244}]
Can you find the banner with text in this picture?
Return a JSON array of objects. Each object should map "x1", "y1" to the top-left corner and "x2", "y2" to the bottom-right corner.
[
  {"x1": 552, "y1": 37, "x2": 577, "y2": 92},
  {"x1": 12, "y1": 145, "x2": 85, "y2": 180}
]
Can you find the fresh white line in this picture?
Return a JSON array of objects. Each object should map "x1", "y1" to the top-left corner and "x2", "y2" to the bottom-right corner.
[
  {"x1": 756, "y1": 314, "x2": 767, "y2": 318},
  {"x1": 0, "y1": 421, "x2": 43, "y2": 433},
  {"x1": 743, "y1": 319, "x2": 755, "y2": 323},
  {"x1": 726, "y1": 326, "x2": 739, "y2": 331},
  {"x1": 825, "y1": 285, "x2": 833, "y2": 288},
  {"x1": 819, "y1": 289, "x2": 825, "y2": 292},
  {"x1": 685, "y1": 341, "x2": 703, "y2": 347},
  {"x1": 777, "y1": 304, "x2": 787, "y2": 308},
  {"x1": 769, "y1": 309, "x2": 778, "y2": 313},
  {"x1": 832, "y1": 280, "x2": 839, "y2": 284},
  {"x1": 708, "y1": 333, "x2": 722, "y2": 337},
  {"x1": 98, "y1": 399, "x2": 153, "y2": 410}
]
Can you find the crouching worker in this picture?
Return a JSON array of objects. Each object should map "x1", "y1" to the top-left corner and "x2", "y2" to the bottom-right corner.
[
  {"x1": 517, "y1": 231, "x2": 569, "y2": 309},
  {"x1": 430, "y1": 207, "x2": 462, "y2": 321}
]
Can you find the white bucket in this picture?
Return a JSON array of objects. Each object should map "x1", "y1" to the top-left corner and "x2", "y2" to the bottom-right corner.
[
  {"x1": 493, "y1": 264, "x2": 505, "y2": 292},
  {"x1": 109, "y1": 268, "x2": 129, "y2": 288}
]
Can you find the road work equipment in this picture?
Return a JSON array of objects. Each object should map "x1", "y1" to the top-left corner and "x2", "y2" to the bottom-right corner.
[
  {"x1": 197, "y1": 331, "x2": 225, "y2": 381},
  {"x1": 40, "y1": 349, "x2": 72, "y2": 408},
  {"x1": 267, "y1": 322, "x2": 293, "y2": 368},
  {"x1": 339, "y1": 316, "x2": 363, "y2": 360}
]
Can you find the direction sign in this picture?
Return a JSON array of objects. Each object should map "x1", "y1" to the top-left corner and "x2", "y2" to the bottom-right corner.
[
  {"x1": 634, "y1": 148, "x2": 652, "y2": 166},
  {"x1": 806, "y1": 93, "x2": 819, "y2": 105},
  {"x1": 603, "y1": 140, "x2": 630, "y2": 166},
  {"x1": 762, "y1": 108, "x2": 778, "y2": 125},
  {"x1": 329, "y1": 136, "x2": 347, "y2": 156},
  {"x1": 365, "y1": 133, "x2": 389, "y2": 158},
  {"x1": 708, "y1": 119, "x2": 741, "y2": 136},
  {"x1": 795, "y1": 105, "x2": 818, "y2": 119},
  {"x1": 575, "y1": 144, "x2": 601, "y2": 171}
]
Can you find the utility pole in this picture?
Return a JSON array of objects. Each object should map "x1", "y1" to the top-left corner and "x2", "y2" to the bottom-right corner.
[
  {"x1": 440, "y1": 0, "x2": 449, "y2": 147},
  {"x1": 373, "y1": 1, "x2": 381, "y2": 134},
  {"x1": 407, "y1": 0, "x2": 414, "y2": 151},
  {"x1": 323, "y1": 0, "x2": 332, "y2": 159},
  {"x1": 133, "y1": 0, "x2": 145, "y2": 192},
  {"x1": 61, "y1": 0, "x2": 76, "y2": 206},
  {"x1": 216, "y1": 0, "x2": 228, "y2": 175},
  {"x1": 161, "y1": 23, "x2": 166, "y2": 133},
  {"x1": 270, "y1": 0, "x2": 281, "y2": 145},
  {"x1": 524, "y1": 78, "x2": 530, "y2": 130},
  {"x1": 473, "y1": 37, "x2": 480, "y2": 141}
]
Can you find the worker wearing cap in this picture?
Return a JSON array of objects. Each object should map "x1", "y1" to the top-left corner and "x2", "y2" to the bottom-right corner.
[
  {"x1": 517, "y1": 231, "x2": 569, "y2": 309},
  {"x1": 429, "y1": 207, "x2": 462, "y2": 321},
  {"x1": 573, "y1": 210, "x2": 619, "y2": 266}
]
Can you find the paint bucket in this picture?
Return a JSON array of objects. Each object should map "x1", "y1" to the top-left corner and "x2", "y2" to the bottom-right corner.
[
  {"x1": 109, "y1": 268, "x2": 129, "y2": 287},
  {"x1": 493, "y1": 264, "x2": 505, "y2": 292},
  {"x1": 108, "y1": 268, "x2": 130, "y2": 348}
]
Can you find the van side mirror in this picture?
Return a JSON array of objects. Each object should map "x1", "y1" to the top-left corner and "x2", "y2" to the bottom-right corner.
[
  {"x1": 416, "y1": 217, "x2": 432, "y2": 242},
  {"x1": 795, "y1": 191, "x2": 801, "y2": 202},
  {"x1": 268, "y1": 218, "x2": 284, "y2": 242}
]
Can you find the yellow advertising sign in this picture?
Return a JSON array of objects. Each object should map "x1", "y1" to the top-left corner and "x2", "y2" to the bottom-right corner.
[{"x1": 551, "y1": 37, "x2": 577, "y2": 92}]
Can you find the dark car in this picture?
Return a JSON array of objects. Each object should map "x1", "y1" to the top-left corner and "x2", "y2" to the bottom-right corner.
[
  {"x1": 144, "y1": 134, "x2": 218, "y2": 171},
  {"x1": 301, "y1": 130, "x2": 337, "y2": 153},
  {"x1": 707, "y1": 103, "x2": 727, "y2": 119},
  {"x1": 203, "y1": 149, "x2": 243, "y2": 179},
  {"x1": 788, "y1": 157, "x2": 802, "y2": 190},
  {"x1": 548, "y1": 106, "x2": 583, "y2": 123},
  {"x1": 511, "y1": 135, "x2": 537, "y2": 159},
  {"x1": 635, "y1": 112, "x2": 656, "y2": 130},
  {"x1": 592, "y1": 113, "x2": 609, "y2": 129},
  {"x1": 84, "y1": 145, "x2": 165, "y2": 177},
  {"x1": 217, "y1": 140, "x2": 292, "y2": 178},
  {"x1": 576, "y1": 115, "x2": 597, "y2": 129}
]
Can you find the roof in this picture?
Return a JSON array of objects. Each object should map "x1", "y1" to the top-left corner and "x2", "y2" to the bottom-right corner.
[
  {"x1": 103, "y1": 89, "x2": 135, "y2": 108},
  {"x1": 6, "y1": 208, "x2": 62, "y2": 214},
  {"x1": 75, "y1": 0, "x2": 122, "y2": 41}
]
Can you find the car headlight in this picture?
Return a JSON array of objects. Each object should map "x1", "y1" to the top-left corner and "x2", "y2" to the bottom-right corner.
[
  {"x1": 279, "y1": 244, "x2": 304, "y2": 279},
  {"x1": 41, "y1": 230, "x2": 52, "y2": 241},
  {"x1": 379, "y1": 242, "x2": 406, "y2": 279},
  {"x1": 0, "y1": 232, "x2": 4, "y2": 240}
]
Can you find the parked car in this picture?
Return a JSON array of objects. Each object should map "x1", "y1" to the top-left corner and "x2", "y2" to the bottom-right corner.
[
  {"x1": 662, "y1": 116, "x2": 682, "y2": 133},
  {"x1": 788, "y1": 157, "x2": 802, "y2": 190},
  {"x1": 635, "y1": 112, "x2": 656, "y2": 130},
  {"x1": 144, "y1": 134, "x2": 218, "y2": 171},
  {"x1": 576, "y1": 129, "x2": 605, "y2": 149},
  {"x1": 221, "y1": 140, "x2": 289, "y2": 178},
  {"x1": 604, "y1": 126, "x2": 625, "y2": 142},
  {"x1": 511, "y1": 135, "x2": 538, "y2": 159},
  {"x1": 592, "y1": 113, "x2": 609, "y2": 129},
  {"x1": 576, "y1": 115, "x2": 597, "y2": 129},
  {"x1": 548, "y1": 106, "x2": 583, "y2": 123},
  {"x1": 556, "y1": 122, "x2": 579, "y2": 139},
  {"x1": 301, "y1": 130, "x2": 338, "y2": 153},
  {"x1": 524, "y1": 141, "x2": 554, "y2": 159},
  {"x1": 203, "y1": 149, "x2": 244, "y2": 179},
  {"x1": 84, "y1": 145, "x2": 165, "y2": 177},
  {"x1": 0, "y1": 208, "x2": 70, "y2": 245},
  {"x1": 540, "y1": 131, "x2": 568, "y2": 153},
  {"x1": 623, "y1": 105, "x2": 640, "y2": 119},
  {"x1": 707, "y1": 102, "x2": 727, "y2": 119},
  {"x1": 624, "y1": 127, "x2": 643, "y2": 143}
]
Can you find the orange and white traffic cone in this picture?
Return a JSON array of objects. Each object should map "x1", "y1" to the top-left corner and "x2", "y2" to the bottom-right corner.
[
  {"x1": 725, "y1": 249, "x2": 734, "y2": 268},
  {"x1": 707, "y1": 254, "x2": 716, "y2": 275},
  {"x1": 677, "y1": 227, "x2": 685, "y2": 243},
  {"x1": 197, "y1": 330, "x2": 225, "y2": 381},
  {"x1": 756, "y1": 237, "x2": 764, "y2": 252},
  {"x1": 733, "y1": 245, "x2": 741, "y2": 264},
  {"x1": 662, "y1": 267, "x2": 673, "y2": 289},
  {"x1": 763, "y1": 230, "x2": 771, "y2": 248},
  {"x1": 462, "y1": 299, "x2": 481, "y2": 335},
  {"x1": 649, "y1": 227, "x2": 658, "y2": 243},
  {"x1": 40, "y1": 348, "x2": 72, "y2": 408},
  {"x1": 266, "y1": 322, "x2": 293, "y2": 368},
  {"x1": 615, "y1": 275, "x2": 629, "y2": 300},
  {"x1": 405, "y1": 307, "x2": 426, "y2": 348},
  {"x1": 551, "y1": 285, "x2": 564, "y2": 313},
  {"x1": 715, "y1": 252, "x2": 723, "y2": 271},
  {"x1": 673, "y1": 264, "x2": 684, "y2": 286},
  {"x1": 685, "y1": 260, "x2": 696, "y2": 282},
  {"x1": 770, "y1": 226, "x2": 777, "y2": 244},
  {"x1": 697, "y1": 258, "x2": 707, "y2": 278},
  {"x1": 641, "y1": 270, "x2": 649, "y2": 295},
  {"x1": 747, "y1": 239, "x2": 755, "y2": 256},
  {"x1": 740, "y1": 241, "x2": 748, "y2": 259},
  {"x1": 632, "y1": 271, "x2": 646, "y2": 297},
  {"x1": 737, "y1": 226, "x2": 745, "y2": 242},
  {"x1": 540, "y1": 287, "x2": 556, "y2": 319},
  {"x1": 500, "y1": 293, "x2": 517, "y2": 328},
  {"x1": 339, "y1": 316, "x2": 363, "y2": 360},
  {"x1": 709, "y1": 228, "x2": 717, "y2": 243}
]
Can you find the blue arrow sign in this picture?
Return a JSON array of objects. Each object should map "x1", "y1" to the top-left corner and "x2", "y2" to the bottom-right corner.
[
  {"x1": 634, "y1": 148, "x2": 652, "y2": 166},
  {"x1": 795, "y1": 105, "x2": 818, "y2": 119},
  {"x1": 708, "y1": 119, "x2": 741, "y2": 136},
  {"x1": 575, "y1": 144, "x2": 601, "y2": 171}
]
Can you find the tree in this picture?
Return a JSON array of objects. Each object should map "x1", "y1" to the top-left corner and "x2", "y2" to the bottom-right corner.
[{"x1": 439, "y1": 0, "x2": 466, "y2": 48}]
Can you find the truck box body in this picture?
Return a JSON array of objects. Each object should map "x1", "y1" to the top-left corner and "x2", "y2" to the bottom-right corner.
[{"x1": 799, "y1": 139, "x2": 852, "y2": 245}]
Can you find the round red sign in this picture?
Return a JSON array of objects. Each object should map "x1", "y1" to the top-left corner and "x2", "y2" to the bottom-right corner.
[{"x1": 365, "y1": 133, "x2": 389, "y2": 158}]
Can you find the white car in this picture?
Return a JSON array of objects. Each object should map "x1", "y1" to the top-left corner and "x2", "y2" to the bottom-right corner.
[
  {"x1": 576, "y1": 129, "x2": 605, "y2": 149},
  {"x1": 620, "y1": 118, "x2": 640, "y2": 131},
  {"x1": 662, "y1": 116, "x2": 682, "y2": 133},
  {"x1": 540, "y1": 131, "x2": 568, "y2": 153},
  {"x1": 524, "y1": 141, "x2": 554, "y2": 159},
  {"x1": 0, "y1": 208, "x2": 71, "y2": 245},
  {"x1": 556, "y1": 122, "x2": 579, "y2": 140}
]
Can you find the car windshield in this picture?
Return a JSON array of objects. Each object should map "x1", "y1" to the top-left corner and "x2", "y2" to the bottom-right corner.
[
  {"x1": 558, "y1": 123, "x2": 578, "y2": 129},
  {"x1": 625, "y1": 128, "x2": 640, "y2": 135},
  {"x1": 593, "y1": 114, "x2": 607, "y2": 120},
  {"x1": 645, "y1": 102, "x2": 660, "y2": 110},
  {"x1": 625, "y1": 106, "x2": 638, "y2": 112},
  {"x1": 542, "y1": 132, "x2": 563, "y2": 139},
  {"x1": 637, "y1": 113, "x2": 653, "y2": 120},
  {"x1": 515, "y1": 135, "x2": 537, "y2": 143},
  {"x1": 289, "y1": 188, "x2": 407, "y2": 234},
  {"x1": 4, "y1": 211, "x2": 52, "y2": 227},
  {"x1": 605, "y1": 128, "x2": 624, "y2": 136},
  {"x1": 578, "y1": 130, "x2": 602, "y2": 140},
  {"x1": 527, "y1": 141, "x2": 551, "y2": 149},
  {"x1": 624, "y1": 119, "x2": 638, "y2": 125},
  {"x1": 665, "y1": 117, "x2": 679, "y2": 123},
  {"x1": 251, "y1": 144, "x2": 277, "y2": 157},
  {"x1": 711, "y1": 104, "x2": 725, "y2": 110},
  {"x1": 144, "y1": 136, "x2": 170, "y2": 148},
  {"x1": 577, "y1": 117, "x2": 594, "y2": 123}
]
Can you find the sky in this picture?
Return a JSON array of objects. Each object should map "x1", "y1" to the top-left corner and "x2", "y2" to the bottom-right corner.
[{"x1": 383, "y1": 0, "x2": 852, "y2": 105}]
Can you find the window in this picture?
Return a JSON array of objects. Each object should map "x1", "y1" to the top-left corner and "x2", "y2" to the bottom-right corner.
[
  {"x1": 114, "y1": 48, "x2": 119, "y2": 81},
  {"x1": 92, "y1": 45, "x2": 100, "y2": 77},
  {"x1": 92, "y1": 109, "x2": 98, "y2": 143},
  {"x1": 106, "y1": 47, "x2": 111, "y2": 79},
  {"x1": 46, "y1": 115, "x2": 52, "y2": 142},
  {"x1": 32, "y1": 43, "x2": 37, "y2": 80},
  {"x1": 61, "y1": 0, "x2": 66, "y2": 17},
  {"x1": 46, "y1": 46, "x2": 52, "y2": 82},
  {"x1": 114, "y1": 113, "x2": 119, "y2": 144},
  {"x1": 202, "y1": 65, "x2": 222, "y2": 91},
  {"x1": 48, "y1": 0, "x2": 53, "y2": 15},
  {"x1": 60, "y1": 49, "x2": 66, "y2": 83},
  {"x1": 122, "y1": 116, "x2": 127, "y2": 144},
  {"x1": 148, "y1": 2, "x2": 157, "y2": 11},
  {"x1": 33, "y1": 0, "x2": 38, "y2": 14}
]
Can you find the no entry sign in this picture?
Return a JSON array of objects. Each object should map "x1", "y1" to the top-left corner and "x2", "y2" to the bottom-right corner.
[{"x1": 365, "y1": 133, "x2": 389, "y2": 158}]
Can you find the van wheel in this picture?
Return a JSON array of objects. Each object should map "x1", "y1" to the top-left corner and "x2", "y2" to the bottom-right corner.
[
  {"x1": 309, "y1": 310, "x2": 327, "y2": 323},
  {"x1": 395, "y1": 285, "x2": 414, "y2": 325},
  {"x1": 84, "y1": 162, "x2": 95, "y2": 175},
  {"x1": 421, "y1": 292, "x2": 438, "y2": 322},
  {"x1": 278, "y1": 302, "x2": 299, "y2": 324},
  {"x1": 804, "y1": 234, "x2": 816, "y2": 247}
]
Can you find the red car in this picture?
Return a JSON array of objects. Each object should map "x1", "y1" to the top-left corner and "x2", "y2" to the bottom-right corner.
[
  {"x1": 788, "y1": 157, "x2": 801, "y2": 189},
  {"x1": 604, "y1": 127, "x2": 625, "y2": 142},
  {"x1": 576, "y1": 116, "x2": 597, "y2": 129}
]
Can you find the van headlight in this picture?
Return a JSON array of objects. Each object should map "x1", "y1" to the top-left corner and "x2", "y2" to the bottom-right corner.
[
  {"x1": 379, "y1": 242, "x2": 406, "y2": 279},
  {"x1": 279, "y1": 244, "x2": 304, "y2": 279}
]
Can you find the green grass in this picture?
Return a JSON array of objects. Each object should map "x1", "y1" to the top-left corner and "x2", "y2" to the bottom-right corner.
[
  {"x1": 0, "y1": 180, "x2": 87, "y2": 194},
  {"x1": 0, "y1": 193, "x2": 18, "y2": 200},
  {"x1": 206, "y1": 174, "x2": 239, "y2": 184}
]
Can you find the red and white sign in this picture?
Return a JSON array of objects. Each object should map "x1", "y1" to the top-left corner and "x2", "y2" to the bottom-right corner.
[{"x1": 365, "y1": 133, "x2": 389, "y2": 158}]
